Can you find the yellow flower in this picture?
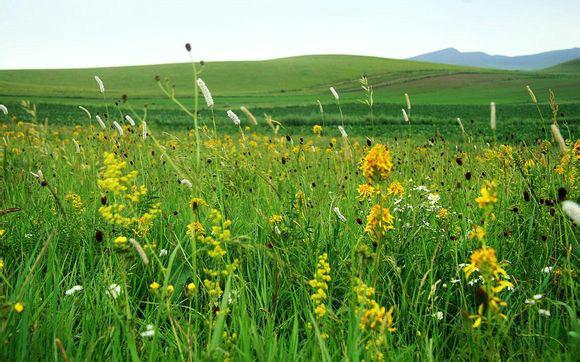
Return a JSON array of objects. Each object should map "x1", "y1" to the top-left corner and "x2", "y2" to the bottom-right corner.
[
  {"x1": 475, "y1": 180, "x2": 498, "y2": 208},
  {"x1": 308, "y1": 253, "x2": 331, "y2": 319},
  {"x1": 190, "y1": 197, "x2": 208, "y2": 211},
  {"x1": 468, "y1": 225, "x2": 486, "y2": 241},
  {"x1": 365, "y1": 204, "x2": 394, "y2": 239},
  {"x1": 0, "y1": 258, "x2": 4, "y2": 270},
  {"x1": 464, "y1": 246, "x2": 507, "y2": 280},
  {"x1": 312, "y1": 125, "x2": 323, "y2": 136},
  {"x1": 437, "y1": 208, "x2": 450, "y2": 219},
  {"x1": 269, "y1": 214, "x2": 283, "y2": 224},
  {"x1": 149, "y1": 281, "x2": 160, "y2": 291},
  {"x1": 14, "y1": 303, "x2": 24, "y2": 313},
  {"x1": 357, "y1": 184, "x2": 376, "y2": 201},
  {"x1": 187, "y1": 283, "x2": 197, "y2": 294},
  {"x1": 113, "y1": 236, "x2": 128, "y2": 245},
  {"x1": 359, "y1": 144, "x2": 393, "y2": 182},
  {"x1": 0, "y1": 229, "x2": 5, "y2": 237},
  {"x1": 166, "y1": 285, "x2": 174, "y2": 294},
  {"x1": 387, "y1": 181, "x2": 404, "y2": 196}
]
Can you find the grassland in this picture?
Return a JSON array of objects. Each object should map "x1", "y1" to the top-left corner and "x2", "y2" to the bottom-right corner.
[{"x1": 0, "y1": 54, "x2": 578, "y2": 360}]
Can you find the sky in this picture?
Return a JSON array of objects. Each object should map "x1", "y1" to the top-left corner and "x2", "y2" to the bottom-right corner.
[{"x1": 1, "y1": 0, "x2": 579, "y2": 69}]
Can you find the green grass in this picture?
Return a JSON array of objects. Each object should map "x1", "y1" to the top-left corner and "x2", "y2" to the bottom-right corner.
[
  {"x1": 0, "y1": 116, "x2": 577, "y2": 360},
  {"x1": 545, "y1": 58, "x2": 580, "y2": 74}
]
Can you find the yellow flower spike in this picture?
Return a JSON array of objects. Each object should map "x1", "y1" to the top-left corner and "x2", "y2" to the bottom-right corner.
[
  {"x1": 113, "y1": 236, "x2": 128, "y2": 244},
  {"x1": 166, "y1": 285, "x2": 174, "y2": 294},
  {"x1": 359, "y1": 144, "x2": 393, "y2": 182},
  {"x1": 475, "y1": 180, "x2": 498, "y2": 209}
]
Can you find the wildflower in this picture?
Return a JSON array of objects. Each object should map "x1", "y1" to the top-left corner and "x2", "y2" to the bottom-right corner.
[
  {"x1": 0, "y1": 258, "x2": 4, "y2": 270},
  {"x1": 113, "y1": 236, "x2": 128, "y2": 245},
  {"x1": 14, "y1": 303, "x2": 24, "y2": 313},
  {"x1": 269, "y1": 214, "x2": 283, "y2": 224},
  {"x1": 95, "y1": 114, "x2": 106, "y2": 129},
  {"x1": 457, "y1": 117, "x2": 465, "y2": 134},
  {"x1": 475, "y1": 180, "x2": 498, "y2": 209},
  {"x1": 187, "y1": 282, "x2": 197, "y2": 294},
  {"x1": 78, "y1": 105, "x2": 91, "y2": 119},
  {"x1": 533, "y1": 294, "x2": 543, "y2": 300},
  {"x1": 543, "y1": 266, "x2": 554, "y2": 274},
  {"x1": 357, "y1": 183, "x2": 376, "y2": 201},
  {"x1": 106, "y1": 284, "x2": 121, "y2": 299},
  {"x1": 365, "y1": 204, "x2": 394, "y2": 239},
  {"x1": 551, "y1": 124, "x2": 567, "y2": 154},
  {"x1": 464, "y1": 246, "x2": 507, "y2": 280},
  {"x1": 387, "y1": 181, "x2": 404, "y2": 196},
  {"x1": 180, "y1": 179, "x2": 193, "y2": 188},
  {"x1": 353, "y1": 277, "x2": 396, "y2": 334},
  {"x1": 329, "y1": 87, "x2": 339, "y2": 101},
  {"x1": 227, "y1": 110, "x2": 241, "y2": 126},
  {"x1": 72, "y1": 138, "x2": 81, "y2": 153},
  {"x1": 240, "y1": 106, "x2": 258, "y2": 125},
  {"x1": 113, "y1": 121, "x2": 124, "y2": 136},
  {"x1": 159, "y1": 249, "x2": 168, "y2": 257},
  {"x1": 490, "y1": 102, "x2": 496, "y2": 130},
  {"x1": 437, "y1": 208, "x2": 450, "y2": 219},
  {"x1": 0, "y1": 104, "x2": 8, "y2": 115},
  {"x1": 359, "y1": 144, "x2": 393, "y2": 182},
  {"x1": 0, "y1": 229, "x2": 5, "y2": 237},
  {"x1": 65, "y1": 285, "x2": 83, "y2": 296},
  {"x1": 190, "y1": 197, "x2": 207, "y2": 211},
  {"x1": 402, "y1": 109, "x2": 409, "y2": 123},
  {"x1": 30, "y1": 170, "x2": 44, "y2": 182},
  {"x1": 142, "y1": 121, "x2": 147, "y2": 140},
  {"x1": 468, "y1": 225, "x2": 486, "y2": 241},
  {"x1": 308, "y1": 253, "x2": 331, "y2": 319},
  {"x1": 94, "y1": 75, "x2": 105, "y2": 93},
  {"x1": 140, "y1": 324, "x2": 155, "y2": 338},
  {"x1": 312, "y1": 125, "x2": 323, "y2": 136},
  {"x1": 561, "y1": 200, "x2": 580, "y2": 224},
  {"x1": 405, "y1": 93, "x2": 411, "y2": 110},
  {"x1": 166, "y1": 285, "x2": 174, "y2": 294},
  {"x1": 338, "y1": 125, "x2": 348, "y2": 138},
  {"x1": 434, "y1": 311, "x2": 444, "y2": 320},
  {"x1": 149, "y1": 281, "x2": 160, "y2": 291},
  {"x1": 333, "y1": 207, "x2": 347, "y2": 222},
  {"x1": 125, "y1": 115, "x2": 135, "y2": 126},
  {"x1": 526, "y1": 85, "x2": 537, "y2": 104},
  {"x1": 197, "y1": 78, "x2": 214, "y2": 108},
  {"x1": 538, "y1": 309, "x2": 551, "y2": 317}
]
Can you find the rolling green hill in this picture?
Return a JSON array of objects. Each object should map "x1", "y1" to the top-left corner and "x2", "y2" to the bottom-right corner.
[
  {"x1": 1, "y1": 54, "x2": 579, "y2": 107},
  {"x1": 544, "y1": 58, "x2": 580, "y2": 74}
]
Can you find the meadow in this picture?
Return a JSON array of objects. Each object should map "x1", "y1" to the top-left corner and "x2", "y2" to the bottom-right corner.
[{"x1": 0, "y1": 55, "x2": 579, "y2": 361}]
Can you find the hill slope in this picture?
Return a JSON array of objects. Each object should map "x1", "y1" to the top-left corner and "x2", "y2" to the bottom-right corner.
[
  {"x1": 408, "y1": 47, "x2": 580, "y2": 70},
  {"x1": 544, "y1": 58, "x2": 580, "y2": 73},
  {"x1": 0, "y1": 55, "x2": 467, "y2": 99}
]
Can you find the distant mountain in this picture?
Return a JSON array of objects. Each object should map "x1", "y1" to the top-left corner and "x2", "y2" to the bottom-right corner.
[{"x1": 408, "y1": 47, "x2": 580, "y2": 70}]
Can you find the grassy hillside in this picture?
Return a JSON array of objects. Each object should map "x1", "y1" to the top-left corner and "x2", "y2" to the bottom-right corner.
[
  {"x1": 1, "y1": 54, "x2": 579, "y2": 107},
  {"x1": 544, "y1": 58, "x2": 580, "y2": 74}
]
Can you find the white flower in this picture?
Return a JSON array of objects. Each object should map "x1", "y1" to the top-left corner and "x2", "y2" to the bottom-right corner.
[
  {"x1": 333, "y1": 207, "x2": 347, "y2": 222},
  {"x1": 125, "y1": 115, "x2": 135, "y2": 126},
  {"x1": 113, "y1": 121, "x2": 123, "y2": 136},
  {"x1": 402, "y1": 108, "x2": 409, "y2": 123},
  {"x1": 31, "y1": 170, "x2": 44, "y2": 181},
  {"x1": 457, "y1": 263, "x2": 469, "y2": 269},
  {"x1": 140, "y1": 324, "x2": 155, "y2": 338},
  {"x1": 434, "y1": 311, "x2": 444, "y2": 320},
  {"x1": 78, "y1": 106, "x2": 91, "y2": 119},
  {"x1": 525, "y1": 299, "x2": 536, "y2": 305},
  {"x1": 456, "y1": 118, "x2": 465, "y2": 134},
  {"x1": 405, "y1": 93, "x2": 411, "y2": 110},
  {"x1": 533, "y1": 294, "x2": 543, "y2": 300},
  {"x1": 142, "y1": 121, "x2": 147, "y2": 140},
  {"x1": 562, "y1": 200, "x2": 580, "y2": 224},
  {"x1": 94, "y1": 75, "x2": 105, "y2": 93},
  {"x1": 197, "y1": 78, "x2": 214, "y2": 108},
  {"x1": 338, "y1": 125, "x2": 348, "y2": 138},
  {"x1": 72, "y1": 138, "x2": 81, "y2": 153},
  {"x1": 427, "y1": 193, "x2": 440, "y2": 206},
  {"x1": 329, "y1": 87, "x2": 339, "y2": 101},
  {"x1": 106, "y1": 284, "x2": 121, "y2": 299},
  {"x1": 180, "y1": 179, "x2": 192, "y2": 188},
  {"x1": 526, "y1": 85, "x2": 537, "y2": 104},
  {"x1": 0, "y1": 104, "x2": 8, "y2": 115},
  {"x1": 65, "y1": 285, "x2": 83, "y2": 296},
  {"x1": 490, "y1": 102, "x2": 496, "y2": 130},
  {"x1": 159, "y1": 249, "x2": 168, "y2": 257},
  {"x1": 274, "y1": 226, "x2": 281, "y2": 235},
  {"x1": 414, "y1": 185, "x2": 430, "y2": 192},
  {"x1": 543, "y1": 266, "x2": 554, "y2": 274},
  {"x1": 95, "y1": 115, "x2": 106, "y2": 129},
  {"x1": 538, "y1": 309, "x2": 551, "y2": 317},
  {"x1": 227, "y1": 110, "x2": 241, "y2": 126}
]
